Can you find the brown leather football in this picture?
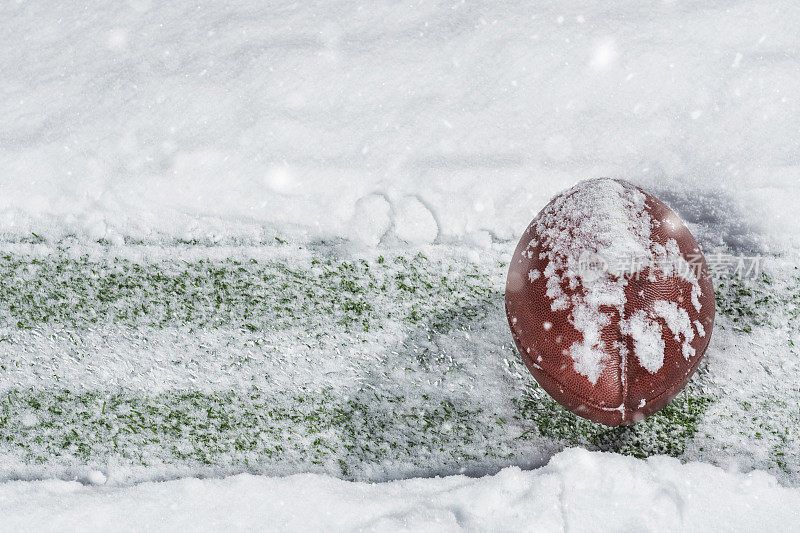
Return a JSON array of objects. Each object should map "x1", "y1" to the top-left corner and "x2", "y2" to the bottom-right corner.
[{"x1": 506, "y1": 178, "x2": 715, "y2": 426}]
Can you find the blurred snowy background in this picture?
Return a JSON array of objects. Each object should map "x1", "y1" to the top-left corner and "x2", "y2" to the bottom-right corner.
[
  {"x1": 2, "y1": 0, "x2": 798, "y2": 249},
  {"x1": 1, "y1": 1, "x2": 799, "y2": 530}
]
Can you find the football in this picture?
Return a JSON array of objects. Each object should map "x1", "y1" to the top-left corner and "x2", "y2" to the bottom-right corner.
[{"x1": 506, "y1": 178, "x2": 715, "y2": 426}]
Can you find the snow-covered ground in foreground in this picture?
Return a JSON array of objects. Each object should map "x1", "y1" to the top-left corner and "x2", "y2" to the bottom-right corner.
[
  {"x1": 3, "y1": 448, "x2": 799, "y2": 533},
  {"x1": 2, "y1": 0, "x2": 800, "y2": 530}
]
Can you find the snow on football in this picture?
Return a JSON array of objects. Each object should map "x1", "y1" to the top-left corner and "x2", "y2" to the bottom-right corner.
[{"x1": 506, "y1": 178, "x2": 715, "y2": 426}]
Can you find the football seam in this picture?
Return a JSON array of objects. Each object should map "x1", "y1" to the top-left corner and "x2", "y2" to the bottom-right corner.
[
  {"x1": 510, "y1": 321, "x2": 622, "y2": 413},
  {"x1": 514, "y1": 320, "x2": 711, "y2": 414}
]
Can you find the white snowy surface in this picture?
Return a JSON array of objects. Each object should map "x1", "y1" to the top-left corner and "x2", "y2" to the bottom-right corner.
[
  {"x1": 3, "y1": 0, "x2": 800, "y2": 529},
  {"x1": 1, "y1": 0, "x2": 799, "y2": 250},
  {"x1": 621, "y1": 309, "x2": 665, "y2": 374},
  {"x1": 2, "y1": 448, "x2": 798, "y2": 533}
]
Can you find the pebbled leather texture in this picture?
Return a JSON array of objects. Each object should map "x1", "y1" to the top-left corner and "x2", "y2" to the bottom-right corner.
[{"x1": 506, "y1": 181, "x2": 715, "y2": 426}]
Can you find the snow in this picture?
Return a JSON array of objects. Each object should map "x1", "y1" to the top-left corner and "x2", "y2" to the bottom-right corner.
[
  {"x1": 652, "y1": 300, "x2": 697, "y2": 360},
  {"x1": 2, "y1": 2, "x2": 799, "y2": 249},
  {"x1": 348, "y1": 194, "x2": 392, "y2": 247},
  {"x1": 2, "y1": 0, "x2": 800, "y2": 528},
  {"x1": 538, "y1": 180, "x2": 652, "y2": 278},
  {"x1": 621, "y1": 310, "x2": 665, "y2": 374},
  {"x1": 2, "y1": 448, "x2": 798, "y2": 532},
  {"x1": 570, "y1": 302, "x2": 614, "y2": 383},
  {"x1": 393, "y1": 196, "x2": 440, "y2": 245}
]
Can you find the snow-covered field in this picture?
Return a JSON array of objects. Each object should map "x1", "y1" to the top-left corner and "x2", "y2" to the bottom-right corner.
[
  {"x1": 4, "y1": 449, "x2": 800, "y2": 532},
  {"x1": 1, "y1": 0, "x2": 799, "y2": 530}
]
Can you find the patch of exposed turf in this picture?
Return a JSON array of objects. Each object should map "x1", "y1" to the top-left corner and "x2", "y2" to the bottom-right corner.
[
  {"x1": 512, "y1": 383, "x2": 711, "y2": 458},
  {"x1": 0, "y1": 252, "x2": 495, "y2": 335},
  {"x1": 714, "y1": 270, "x2": 800, "y2": 333},
  {"x1": 0, "y1": 387, "x2": 505, "y2": 480},
  {"x1": 693, "y1": 268, "x2": 800, "y2": 480}
]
